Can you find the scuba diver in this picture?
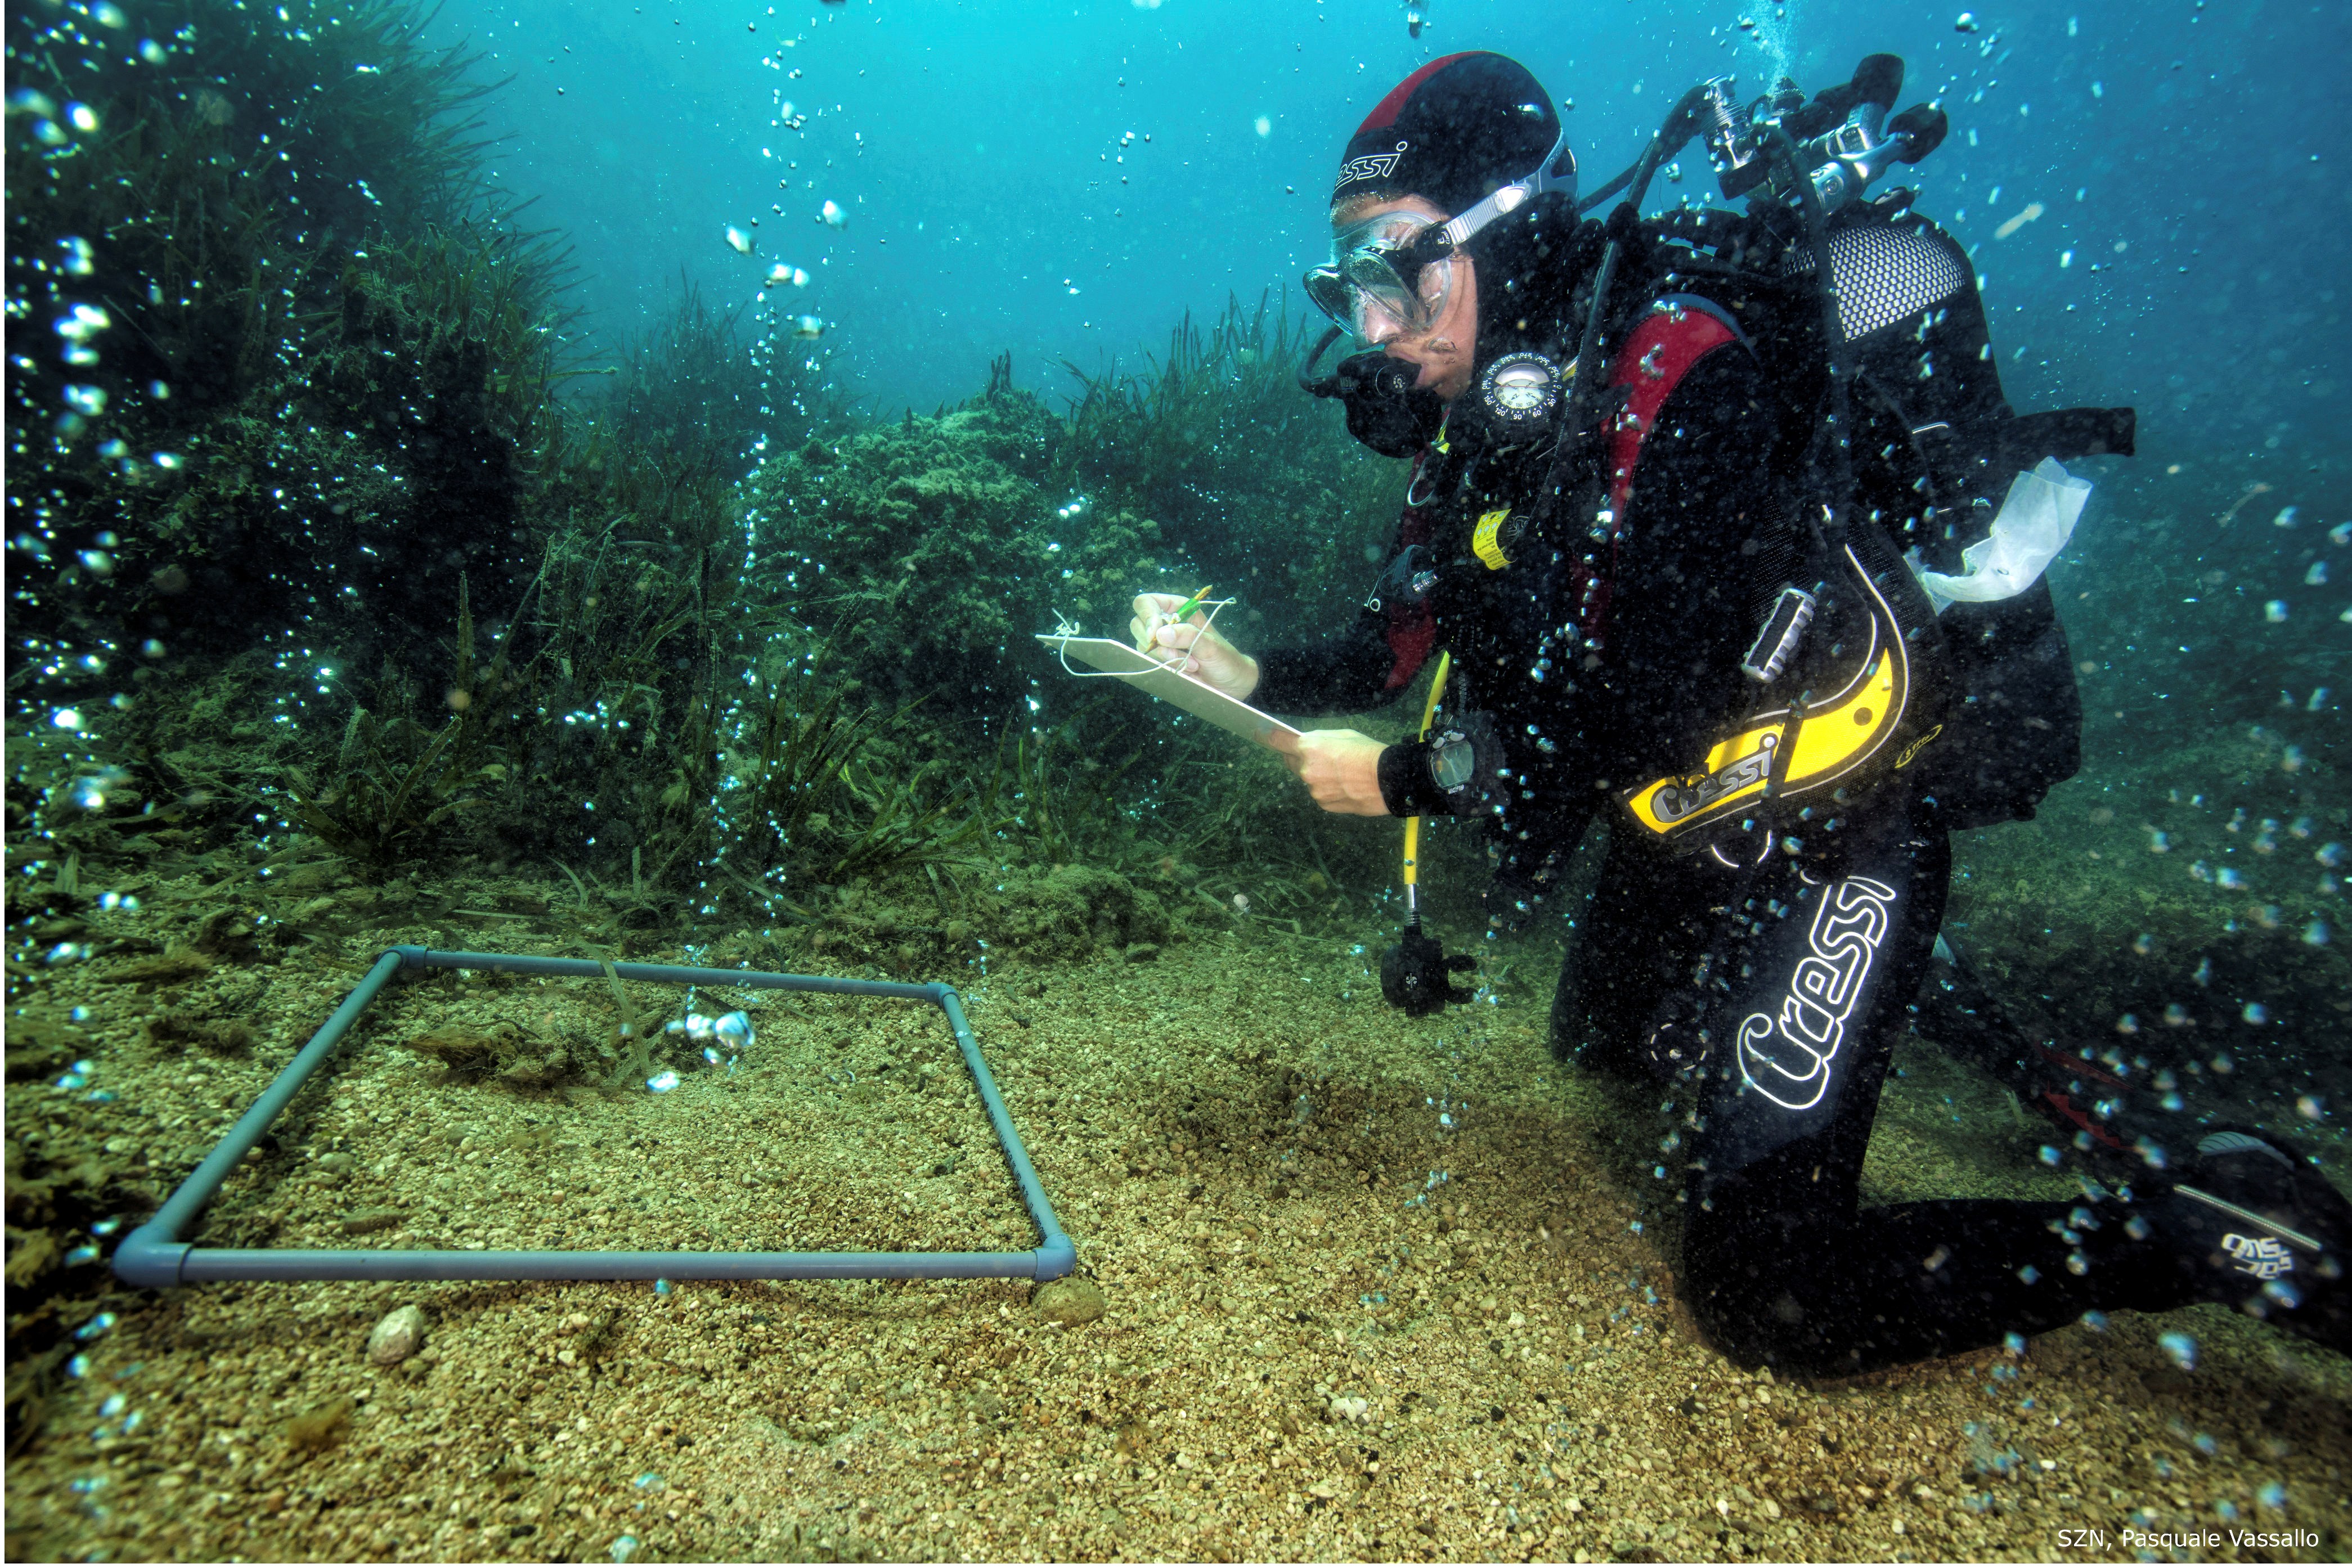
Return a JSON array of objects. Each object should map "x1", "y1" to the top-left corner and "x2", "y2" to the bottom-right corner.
[{"x1": 1129, "y1": 51, "x2": 2350, "y2": 1372}]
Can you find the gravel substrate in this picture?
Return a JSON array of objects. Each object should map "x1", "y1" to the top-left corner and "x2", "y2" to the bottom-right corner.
[{"x1": 6, "y1": 879, "x2": 2347, "y2": 1563}]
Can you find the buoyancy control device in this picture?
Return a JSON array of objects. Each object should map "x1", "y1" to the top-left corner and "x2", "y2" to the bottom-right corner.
[
  {"x1": 1639, "y1": 58, "x2": 2134, "y2": 835},
  {"x1": 1594, "y1": 56, "x2": 2136, "y2": 847}
]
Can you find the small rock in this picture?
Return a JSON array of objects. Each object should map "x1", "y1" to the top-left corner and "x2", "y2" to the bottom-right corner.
[
  {"x1": 1030, "y1": 1277, "x2": 1107, "y2": 1327},
  {"x1": 367, "y1": 1304, "x2": 427, "y2": 1365}
]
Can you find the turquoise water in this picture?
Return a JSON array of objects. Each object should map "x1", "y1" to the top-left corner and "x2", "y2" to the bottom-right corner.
[
  {"x1": 5, "y1": 0, "x2": 2349, "y2": 1557},
  {"x1": 450, "y1": 0, "x2": 2351, "y2": 465}
]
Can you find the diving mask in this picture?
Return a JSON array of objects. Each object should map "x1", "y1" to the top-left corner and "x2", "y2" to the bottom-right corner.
[
  {"x1": 1304, "y1": 211, "x2": 1460, "y2": 341},
  {"x1": 1304, "y1": 126, "x2": 1578, "y2": 341}
]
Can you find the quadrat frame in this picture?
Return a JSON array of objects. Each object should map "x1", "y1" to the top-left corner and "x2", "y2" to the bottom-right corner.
[{"x1": 113, "y1": 945, "x2": 1076, "y2": 1287}]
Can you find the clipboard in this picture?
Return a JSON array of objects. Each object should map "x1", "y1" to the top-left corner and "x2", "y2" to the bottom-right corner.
[{"x1": 1034, "y1": 634, "x2": 1301, "y2": 748}]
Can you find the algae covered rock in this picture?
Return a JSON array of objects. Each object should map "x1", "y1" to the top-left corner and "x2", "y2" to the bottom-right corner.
[
  {"x1": 997, "y1": 864, "x2": 1171, "y2": 960},
  {"x1": 744, "y1": 392, "x2": 1165, "y2": 724},
  {"x1": 1031, "y1": 1276, "x2": 1107, "y2": 1327}
]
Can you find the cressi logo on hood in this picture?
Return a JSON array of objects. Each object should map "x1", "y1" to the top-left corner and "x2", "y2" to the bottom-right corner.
[
  {"x1": 1334, "y1": 142, "x2": 1409, "y2": 194},
  {"x1": 1328, "y1": 53, "x2": 1558, "y2": 214}
]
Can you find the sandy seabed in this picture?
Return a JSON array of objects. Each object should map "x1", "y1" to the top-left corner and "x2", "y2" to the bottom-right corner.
[{"x1": 7, "y1": 879, "x2": 2349, "y2": 1565}]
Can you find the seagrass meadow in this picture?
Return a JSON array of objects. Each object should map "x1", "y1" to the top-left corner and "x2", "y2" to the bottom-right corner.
[{"x1": 6, "y1": 0, "x2": 2350, "y2": 1563}]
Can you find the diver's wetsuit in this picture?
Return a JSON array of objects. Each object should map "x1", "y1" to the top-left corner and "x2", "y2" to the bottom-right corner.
[
  {"x1": 1253, "y1": 284, "x2": 2198, "y2": 1375},
  {"x1": 1560, "y1": 793, "x2": 2189, "y2": 1372}
]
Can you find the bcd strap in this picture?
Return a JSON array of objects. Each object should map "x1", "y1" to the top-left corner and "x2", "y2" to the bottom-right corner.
[
  {"x1": 1544, "y1": 299, "x2": 1747, "y2": 658},
  {"x1": 1997, "y1": 406, "x2": 2135, "y2": 465},
  {"x1": 1911, "y1": 406, "x2": 2136, "y2": 510},
  {"x1": 1377, "y1": 453, "x2": 1442, "y2": 691},
  {"x1": 1606, "y1": 303, "x2": 1741, "y2": 515}
]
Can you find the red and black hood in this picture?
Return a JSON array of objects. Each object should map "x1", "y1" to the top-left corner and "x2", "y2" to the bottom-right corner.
[{"x1": 1332, "y1": 52, "x2": 1563, "y2": 217}]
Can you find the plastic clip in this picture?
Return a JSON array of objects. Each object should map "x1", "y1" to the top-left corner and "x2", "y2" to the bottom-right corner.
[{"x1": 1740, "y1": 586, "x2": 1816, "y2": 682}]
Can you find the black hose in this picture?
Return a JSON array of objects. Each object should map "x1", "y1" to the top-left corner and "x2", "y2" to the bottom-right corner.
[
  {"x1": 1577, "y1": 160, "x2": 1638, "y2": 215},
  {"x1": 1764, "y1": 123, "x2": 1854, "y2": 551},
  {"x1": 1555, "y1": 84, "x2": 1713, "y2": 459},
  {"x1": 1296, "y1": 324, "x2": 1345, "y2": 396}
]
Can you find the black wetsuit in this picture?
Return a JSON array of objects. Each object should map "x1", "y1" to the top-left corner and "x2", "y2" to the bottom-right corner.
[{"x1": 1252, "y1": 277, "x2": 2196, "y2": 1375}]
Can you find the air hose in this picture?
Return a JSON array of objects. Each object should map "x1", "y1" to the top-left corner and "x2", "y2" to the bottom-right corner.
[
  {"x1": 1382, "y1": 652, "x2": 1478, "y2": 1017},
  {"x1": 1399, "y1": 649, "x2": 1452, "y2": 925}
]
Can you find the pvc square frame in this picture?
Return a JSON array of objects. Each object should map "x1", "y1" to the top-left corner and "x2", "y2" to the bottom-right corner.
[{"x1": 115, "y1": 946, "x2": 1074, "y2": 1288}]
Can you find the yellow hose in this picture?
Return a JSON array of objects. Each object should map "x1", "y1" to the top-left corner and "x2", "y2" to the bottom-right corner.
[{"x1": 1402, "y1": 652, "x2": 1450, "y2": 896}]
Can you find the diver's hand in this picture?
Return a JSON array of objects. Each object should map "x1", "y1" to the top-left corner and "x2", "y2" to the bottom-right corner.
[
  {"x1": 1129, "y1": 592, "x2": 1259, "y2": 700},
  {"x1": 1267, "y1": 729, "x2": 1390, "y2": 816}
]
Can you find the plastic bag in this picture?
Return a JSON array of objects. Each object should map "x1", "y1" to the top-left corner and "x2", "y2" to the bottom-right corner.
[{"x1": 1910, "y1": 457, "x2": 2091, "y2": 614}]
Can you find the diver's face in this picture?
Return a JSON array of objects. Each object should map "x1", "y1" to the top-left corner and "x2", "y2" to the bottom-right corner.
[{"x1": 1332, "y1": 195, "x2": 1479, "y2": 404}]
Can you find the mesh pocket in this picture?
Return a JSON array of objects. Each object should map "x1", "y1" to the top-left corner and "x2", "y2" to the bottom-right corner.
[{"x1": 1782, "y1": 222, "x2": 1971, "y2": 343}]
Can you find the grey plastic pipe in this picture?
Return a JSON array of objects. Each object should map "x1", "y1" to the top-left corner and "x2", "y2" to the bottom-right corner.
[{"x1": 114, "y1": 946, "x2": 1075, "y2": 1288}]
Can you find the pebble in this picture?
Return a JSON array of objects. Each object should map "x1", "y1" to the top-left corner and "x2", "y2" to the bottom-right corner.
[
  {"x1": 1029, "y1": 1277, "x2": 1107, "y2": 1327},
  {"x1": 366, "y1": 1304, "x2": 428, "y2": 1366}
]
